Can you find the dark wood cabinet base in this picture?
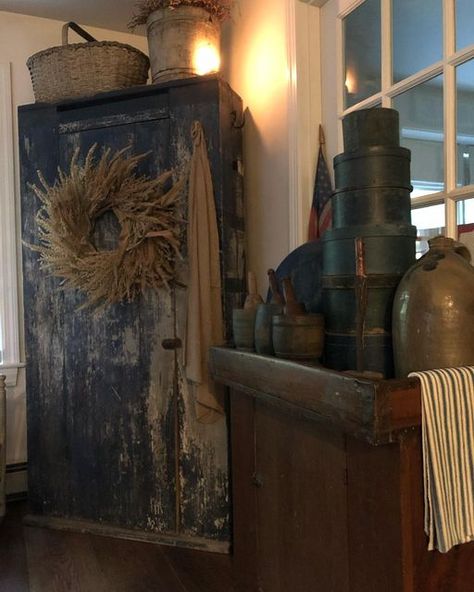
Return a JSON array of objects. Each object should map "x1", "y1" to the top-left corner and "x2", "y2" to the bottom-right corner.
[{"x1": 210, "y1": 348, "x2": 474, "y2": 592}]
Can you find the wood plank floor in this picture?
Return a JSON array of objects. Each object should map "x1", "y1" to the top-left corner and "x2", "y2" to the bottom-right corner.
[{"x1": 0, "y1": 503, "x2": 235, "y2": 592}]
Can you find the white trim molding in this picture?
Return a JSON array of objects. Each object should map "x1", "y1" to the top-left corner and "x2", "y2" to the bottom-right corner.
[
  {"x1": 0, "y1": 62, "x2": 21, "y2": 377},
  {"x1": 287, "y1": 0, "x2": 323, "y2": 249},
  {"x1": 286, "y1": 0, "x2": 300, "y2": 251}
]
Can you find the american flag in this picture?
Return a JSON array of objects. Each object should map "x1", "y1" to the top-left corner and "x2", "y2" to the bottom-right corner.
[{"x1": 307, "y1": 125, "x2": 333, "y2": 241}]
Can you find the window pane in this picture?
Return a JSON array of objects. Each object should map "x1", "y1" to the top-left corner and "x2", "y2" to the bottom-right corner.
[
  {"x1": 456, "y1": 0, "x2": 474, "y2": 51},
  {"x1": 392, "y1": 0, "x2": 443, "y2": 84},
  {"x1": 456, "y1": 60, "x2": 474, "y2": 187},
  {"x1": 412, "y1": 203, "x2": 446, "y2": 258},
  {"x1": 457, "y1": 197, "x2": 474, "y2": 225},
  {"x1": 393, "y1": 76, "x2": 444, "y2": 198},
  {"x1": 457, "y1": 198, "x2": 474, "y2": 259},
  {"x1": 343, "y1": 0, "x2": 381, "y2": 109}
]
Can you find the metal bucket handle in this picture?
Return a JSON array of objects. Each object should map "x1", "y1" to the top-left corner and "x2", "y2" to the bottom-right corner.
[{"x1": 62, "y1": 22, "x2": 97, "y2": 45}]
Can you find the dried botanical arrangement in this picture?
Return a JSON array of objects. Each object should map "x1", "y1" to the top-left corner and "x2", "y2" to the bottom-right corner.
[
  {"x1": 30, "y1": 144, "x2": 183, "y2": 308},
  {"x1": 129, "y1": 0, "x2": 234, "y2": 28}
]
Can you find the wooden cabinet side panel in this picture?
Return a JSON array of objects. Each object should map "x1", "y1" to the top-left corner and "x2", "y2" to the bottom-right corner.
[
  {"x1": 170, "y1": 81, "x2": 238, "y2": 541},
  {"x1": 346, "y1": 437, "x2": 404, "y2": 592},
  {"x1": 217, "y1": 82, "x2": 246, "y2": 338},
  {"x1": 20, "y1": 108, "x2": 69, "y2": 516},
  {"x1": 399, "y1": 431, "x2": 474, "y2": 592}
]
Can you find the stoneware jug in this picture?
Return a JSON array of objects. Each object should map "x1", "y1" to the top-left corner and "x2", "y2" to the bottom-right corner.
[{"x1": 392, "y1": 236, "x2": 474, "y2": 377}]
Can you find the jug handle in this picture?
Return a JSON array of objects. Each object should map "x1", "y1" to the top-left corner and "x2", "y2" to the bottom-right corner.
[{"x1": 454, "y1": 241, "x2": 472, "y2": 263}]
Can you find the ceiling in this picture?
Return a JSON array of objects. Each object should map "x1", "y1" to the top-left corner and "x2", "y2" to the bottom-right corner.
[
  {"x1": 0, "y1": 0, "x2": 329, "y2": 34},
  {"x1": 0, "y1": 0, "x2": 145, "y2": 34}
]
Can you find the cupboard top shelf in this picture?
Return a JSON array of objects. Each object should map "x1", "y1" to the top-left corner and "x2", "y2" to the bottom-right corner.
[
  {"x1": 18, "y1": 74, "x2": 236, "y2": 112},
  {"x1": 209, "y1": 347, "x2": 421, "y2": 446}
]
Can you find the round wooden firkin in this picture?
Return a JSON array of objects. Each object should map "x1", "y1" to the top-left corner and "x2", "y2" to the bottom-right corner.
[
  {"x1": 146, "y1": 6, "x2": 220, "y2": 83},
  {"x1": 233, "y1": 308, "x2": 257, "y2": 352},
  {"x1": 272, "y1": 314, "x2": 325, "y2": 361}
]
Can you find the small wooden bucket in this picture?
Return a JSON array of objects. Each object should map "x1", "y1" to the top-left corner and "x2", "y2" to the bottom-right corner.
[
  {"x1": 233, "y1": 308, "x2": 257, "y2": 351},
  {"x1": 272, "y1": 314, "x2": 325, "y2": 361}
]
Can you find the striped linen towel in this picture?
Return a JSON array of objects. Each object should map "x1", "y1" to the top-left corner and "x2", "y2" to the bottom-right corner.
[{"x1": 409, "y1": 366, "x2": 474, "y2": 553}]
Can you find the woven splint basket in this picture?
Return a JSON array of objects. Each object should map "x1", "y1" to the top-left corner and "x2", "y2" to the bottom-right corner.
[{"x1": 27, "y1": 22, "x2": 150, "y2": 103}]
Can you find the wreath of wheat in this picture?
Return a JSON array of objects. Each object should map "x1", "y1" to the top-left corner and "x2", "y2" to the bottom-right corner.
[{"x1": 30, "y1": 144, "x2": 183, "y2": 307}]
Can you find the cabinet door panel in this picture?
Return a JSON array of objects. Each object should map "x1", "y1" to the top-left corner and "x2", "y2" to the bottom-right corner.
[
  {"x1": 27, "y1": 115, "x2": 178, "y2": 532},
  {"x1": 255, "y1": 401, "x2": 350, "y2": 592}
]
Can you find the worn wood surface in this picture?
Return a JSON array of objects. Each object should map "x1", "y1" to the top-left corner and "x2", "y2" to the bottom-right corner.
[
  {"x1": 210, "y1": 347, "x2": 423, "y2": 444},
  {"x1": 0, "y1": 502, "x2": 234, "y2": 592},
  {"x1": 255, "y1": 401, "x2": 350, "y2": 592},
  {"x1": 19, "y1": 77, "x2": 244, "y2": 545},
  {"x1": 0, "y1": 502, "x2": 29, "y2": 591},
  {"x1": 229, "y1": 393, "x2": 258, "y2": 591},
  {"x1": 214, "y1": 349, "x2": 474, "y2": 591},
  {"x1": 345, "y1": 437, "x2": 403, "y2": 592}
]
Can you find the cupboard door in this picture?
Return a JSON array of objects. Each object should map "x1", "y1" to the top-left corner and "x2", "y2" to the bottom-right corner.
[{"x1": 23, "y1": 108, "x2": 178, "y2": 533}]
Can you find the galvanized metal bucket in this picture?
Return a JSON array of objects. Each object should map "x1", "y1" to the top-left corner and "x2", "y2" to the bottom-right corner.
[{"x1": 146, "y1": 6, "x2": 220, "y2": 83}]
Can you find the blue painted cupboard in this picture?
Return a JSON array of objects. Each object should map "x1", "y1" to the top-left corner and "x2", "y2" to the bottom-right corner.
[{"x1": 19, "y1": 75, "x2": 245, "y2": 550}]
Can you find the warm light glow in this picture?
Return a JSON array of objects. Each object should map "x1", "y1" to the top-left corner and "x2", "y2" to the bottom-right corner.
[
  {"x1": 193, "y1": 43, "x2": 221, "y2": 76},
  {"x1": 242, "y1": 24, "x2": 288, "y2": 117},
  {"x1": 345, "y1": 69, "x2": 358, "y2": 94}
]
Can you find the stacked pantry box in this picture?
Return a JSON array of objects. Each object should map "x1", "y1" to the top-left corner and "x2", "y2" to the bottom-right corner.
[
  {"x1": 322, "y1": 108, "x2": 416, "y2": 377},
  {"x1": 19, "y1": 76, "x2": 245, "y2": 550}
]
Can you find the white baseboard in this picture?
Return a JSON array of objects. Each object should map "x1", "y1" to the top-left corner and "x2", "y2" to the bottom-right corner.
[{"x1": 6, "y1": 463, "x2": 27, "y2": 497}]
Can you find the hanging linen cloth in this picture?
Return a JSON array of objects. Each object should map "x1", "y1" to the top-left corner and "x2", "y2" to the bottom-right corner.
[
  {"x1": 409, "y1": 366, "x2": 474, "y2": 553},
  {"x1": 185, "y1": 121, "x2": 225, "y2": 424}
]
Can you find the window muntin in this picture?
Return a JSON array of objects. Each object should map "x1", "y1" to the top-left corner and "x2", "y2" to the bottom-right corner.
[
  {"x1": 393, "y1": 75, "x2": 444, "y2": 197},
  {"x1": 456, "y1": 59, "x2": 474, "y2": 187},
  {"x1": 457, "y1": 197, "x2": 474, "y2": 258},
  {"x1": 0, "y1": 61, "x2": 21, "y2": 383}
]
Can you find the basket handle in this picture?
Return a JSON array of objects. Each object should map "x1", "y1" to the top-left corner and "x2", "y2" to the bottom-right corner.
[{"x1": 62, "y1": 22, "x2": 97, "y2": 45}]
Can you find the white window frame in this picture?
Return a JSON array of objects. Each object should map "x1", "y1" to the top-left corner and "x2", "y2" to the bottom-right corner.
[
  {"x1": 0, "y1": 62, "x2": 22, "y2": 387},
  {"x1": 321, "y1": 0, "x2": 474, "y2": 237}
]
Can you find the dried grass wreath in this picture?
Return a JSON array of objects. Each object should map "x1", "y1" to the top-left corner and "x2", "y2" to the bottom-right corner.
[{"x1": 31, "y1": 144, "x2": 183, "y2": 307}]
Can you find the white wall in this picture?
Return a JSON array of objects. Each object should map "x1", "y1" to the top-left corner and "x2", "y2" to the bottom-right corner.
[
  {"x1": 221, "y1": 0, "x2": 292, "y2": 294},
  {"x1": 222, "y1": 0, "x2": 322, "y2": 293},
  {"x1": 0, "y1": 10, "x2": 147, "y2": 469}
]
